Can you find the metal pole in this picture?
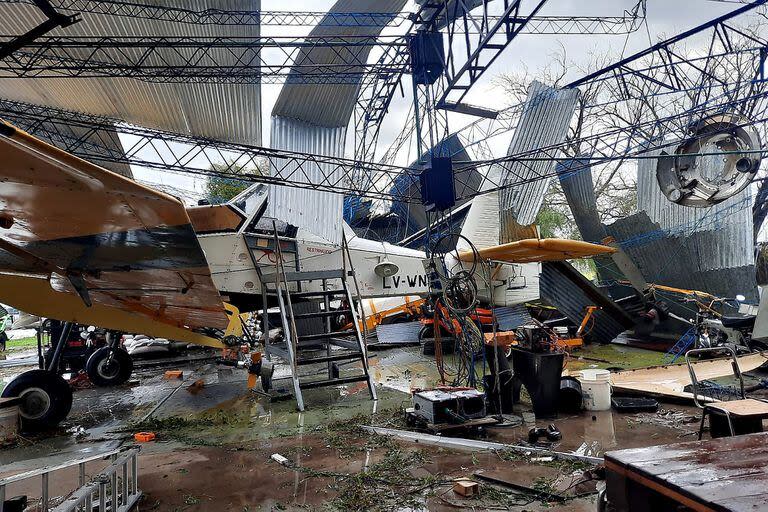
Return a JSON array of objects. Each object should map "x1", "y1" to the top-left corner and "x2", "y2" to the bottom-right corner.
[
  {"x1": 47, "y1": 322, "x2": 73, "y2": 373},
  {"x1": 41, "y1": 472, "x2": 49, "y2": 511},
  {"x1": 131, "y1": 453, "x2": 137, "y2": 494},
  {"x1": 121, "y1": 460, "x2": 128, "y2": 508},
  {"x1": 98, "y1": 477, "x2": 106, "y2": 512}
]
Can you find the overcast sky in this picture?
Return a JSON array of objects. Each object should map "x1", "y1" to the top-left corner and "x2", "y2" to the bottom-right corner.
[{"x1": 133, "y1": 0, "x2": 762, "y2": 201}]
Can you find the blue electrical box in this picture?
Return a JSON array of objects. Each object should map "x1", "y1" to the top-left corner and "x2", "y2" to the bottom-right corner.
[
  {"x1": 409, "y1": 31, "x2": 445, "y2": 85},
  {"x1": 419, "y1": 156, "x2": 455, "y2": 211}
]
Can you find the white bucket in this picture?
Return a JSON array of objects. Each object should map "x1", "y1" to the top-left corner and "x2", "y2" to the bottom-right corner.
[{"x1": 577, "y1": 369, "x2": 612, "y2": 411}]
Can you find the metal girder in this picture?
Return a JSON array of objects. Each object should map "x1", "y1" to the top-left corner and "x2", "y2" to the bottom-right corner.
[
  {"x1": 4, "y1": 0, "x2": 646, "y2": 33},
  {"x1": 444, "y1": 1, "x2": 768, "y2": 164},
  {"x1": 2, "y1": 88, "x2": 766, "y2": 206},
  {"x1": 0, "y1": 98, "x2": 420, "y2": 202},
  {"x1": 437, "y1": 0, "x2": 549, "y2": 108},
  {"x1": 0, "y1": 0, "x2": 78, "y2": 60},
  {"x1": 0, "y1": 35, "x2": 409, "y2": 84},
  {"x1": 352, "y1": 42, "x2": 410, "y2": 163},
  {"x1": 567, "y1": 0, "x2": 768, "y2": 90}
]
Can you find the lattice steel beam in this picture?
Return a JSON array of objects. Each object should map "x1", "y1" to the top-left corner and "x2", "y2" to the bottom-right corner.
[
  {"x1": 0, "y1": 35, "x2": 410, "y2": 84},
  {"x1": 0, "y1": 98, "x2": 420, "y2": 201},
  {"x1": 438, "y1": 0, "x2": 549, "y2": 108},
  {"x1": 3, "y1": 89, "x2": 767, "y2": 205},
  {"x1": 5, "y1": 0, "x2": 646, "y2": 34}
]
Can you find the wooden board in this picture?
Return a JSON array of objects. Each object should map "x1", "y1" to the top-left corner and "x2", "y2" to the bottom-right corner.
[
  {"x1": 606, "y1": 432, "x2": 768, "y2": 512},
  {"x1": 610, "y1": 353, "x2": 768, "y2": 402},
  {"x1": 709, "y1": 398, "x2": 768, "y2": 416}
]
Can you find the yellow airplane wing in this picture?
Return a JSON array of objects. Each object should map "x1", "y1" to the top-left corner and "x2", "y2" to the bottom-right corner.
[
  {"x1": 0, "y1": 121, "x2": 227, "y2": 347},
  {"x1": 459, "y1": 238, "x2": 617, "y2": 263}
]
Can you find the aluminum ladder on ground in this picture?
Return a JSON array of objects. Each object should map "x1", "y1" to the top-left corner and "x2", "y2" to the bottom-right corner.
[
  {"x1": 258, "y1": 226, "x2": 376, "y2": 411},
  {"x1": 0, "y1": 447, "x2": 140, "y2": 512}
]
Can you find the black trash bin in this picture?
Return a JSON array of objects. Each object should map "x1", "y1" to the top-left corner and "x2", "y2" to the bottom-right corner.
[{"x1": 510, "y1": 348, "x2": 564, "y2": 419}]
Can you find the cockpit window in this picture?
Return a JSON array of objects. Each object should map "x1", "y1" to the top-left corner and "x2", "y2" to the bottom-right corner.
[{"x1": 230, "y1": 184, "x2": 268, "y2": 216}]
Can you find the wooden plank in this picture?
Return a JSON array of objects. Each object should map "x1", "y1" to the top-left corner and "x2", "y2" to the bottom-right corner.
[
  {"x1": 610, "y1": 353, "x2": 768, "y2": 402},
  {"x1": 709, "y1": 399, "x2": 768, "y2": 416},
  {"x1": 711, "y1": 494, "x2": 768, "y2": 512},
  {"x1": 678, "y1": 472, "x2": 768, "y2": 504},
  {"x1": 605, "y1": 460, "x2": 717, "y2": 512},
  {"x1": 605, "y1": 432, "x2": 768, "y2": 466},
  {"x1": 606, "y1": 433, "x2": 768, "y2": 511}
]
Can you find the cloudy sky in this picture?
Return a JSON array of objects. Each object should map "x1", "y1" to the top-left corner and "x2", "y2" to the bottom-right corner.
[{"x1": 133, "y1": 0, "x2": 763, "y2": 200}]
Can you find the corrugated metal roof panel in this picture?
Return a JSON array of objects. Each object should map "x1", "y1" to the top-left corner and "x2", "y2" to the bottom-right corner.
[
  {"x1": 557, "y1": 158, "x2": 627, "y2": 286},
  {"x1": 636, "y1": 146, "x2": 753, "y2": 270},
  {"x1": 375, "y1": 321, "x2": 422, "y2": 344},
  {"x1": 271, "y1": 0, "x2": 406, "y2": 127},
  {"x1": 268, "y1": 116, "x2": 346, "y2": 244},
  {"x1": 540, "y1": 261, "x2": 632, "y2": 344},
  {"x1": 494, "y1": 304, "x2": 532, "y2": 331},
  {"x1": 498, "y1": 81, "x2": 578, "y2": 239},
  {"x1": 605, "y1": 212, "x2": 759, "y2": 301},
  {"x1": 0, "y1": 1, "x2": 261, "y2": 145},
  {"x1": 557, "y1": 159, "x2": 604, "y2": 243},
  {"x1": 267, "y1": 0, "x2": 406, "y2": 243}
]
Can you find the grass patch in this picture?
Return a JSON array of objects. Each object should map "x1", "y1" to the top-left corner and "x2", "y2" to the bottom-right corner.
[{"x1": 4, "y1": 336, "x2": 37, "y2": 350}]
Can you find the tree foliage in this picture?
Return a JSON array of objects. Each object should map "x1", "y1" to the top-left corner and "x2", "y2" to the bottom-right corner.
[{"x1": 204, "y1": 159, "x2": 268, "y2": 204}]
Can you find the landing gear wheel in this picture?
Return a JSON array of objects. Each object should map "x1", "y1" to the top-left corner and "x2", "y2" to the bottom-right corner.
[
  {"x1": 1, "y1": 369, "x2": 72, "y2": 431},
  {"x1": 86, "y1": 347, "x2": 133, "y2": 387}
]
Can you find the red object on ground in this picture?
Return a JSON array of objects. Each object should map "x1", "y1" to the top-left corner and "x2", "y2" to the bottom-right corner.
[{"x1": 134, "y1": 432, "x2": 156, "y2": 442}]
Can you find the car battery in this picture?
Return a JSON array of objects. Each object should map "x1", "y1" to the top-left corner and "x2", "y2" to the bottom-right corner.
[{"x1": 412, "y1": 389, "x2": 486, "y2": 424}]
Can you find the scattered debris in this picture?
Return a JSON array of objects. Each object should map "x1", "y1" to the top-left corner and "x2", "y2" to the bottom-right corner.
[
  {"x1": 164, "y1": 370, "x2": 183, "y2": 380},
  {"x1": 134, "y1": 432, "x2": 156, "y2": 442},
  {"x1": 270, "y1": 453, "x2": 290, "y2": 466},
  {"x1": 0, "y1": 396, "x2": 19, "y2": 445},
  {"x1": 186, "y1": 378, "x2": 206, "y2": 394},
  {"x1": 452, "y1": 477, "x2": 480, "y2": 497}
]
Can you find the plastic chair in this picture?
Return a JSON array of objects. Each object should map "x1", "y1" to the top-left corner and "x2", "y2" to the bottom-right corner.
[{"x1": 686, "y1": 346, "x2": 768, "y2": 439}]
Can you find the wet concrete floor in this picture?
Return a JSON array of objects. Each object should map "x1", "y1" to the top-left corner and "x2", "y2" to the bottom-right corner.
[{"x1": 1, "y1": 343, "x2": 765, "y2": 511}]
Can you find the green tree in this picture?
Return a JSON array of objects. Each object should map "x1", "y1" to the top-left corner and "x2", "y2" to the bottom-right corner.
[{"x1": 204, "y1": 159, "x2": 267, "y2": 204}]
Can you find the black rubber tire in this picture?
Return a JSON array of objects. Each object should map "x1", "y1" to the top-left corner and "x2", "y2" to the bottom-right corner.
[
  {"x1": 1, "y1": 369, "x2": 72, "y2": 431},
  {"x1": 418, "y1": 324, "x2": 434, "y2": 342},
  {"x1": 86, "y1": 347, "x2": 133, "y2": 387}
]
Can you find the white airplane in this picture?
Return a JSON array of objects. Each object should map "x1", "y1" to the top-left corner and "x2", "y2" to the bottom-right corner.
[{"x1": 0, "y1": 122, "x2": 614, "y2": 428}]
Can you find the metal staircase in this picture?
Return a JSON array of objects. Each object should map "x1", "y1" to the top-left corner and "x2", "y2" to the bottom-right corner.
[{"x1": 257, "y1": 225, "x2": 376, "y2": 411}]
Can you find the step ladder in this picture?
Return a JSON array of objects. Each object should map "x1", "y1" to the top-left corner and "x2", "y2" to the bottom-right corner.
[
  {"x1": 258, "y1": 225, "x2": 376, "y2": 411},
  {"x1": 663, "y1": 327, "x2": 697, "y2": 364}
]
